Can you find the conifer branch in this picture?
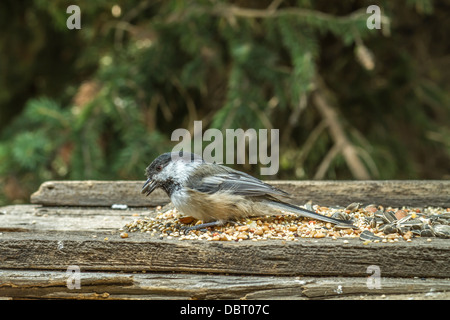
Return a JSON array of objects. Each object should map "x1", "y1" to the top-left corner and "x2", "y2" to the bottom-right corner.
[{"x1": 312, "y1": 83, "x2": 371, "y2": 180}]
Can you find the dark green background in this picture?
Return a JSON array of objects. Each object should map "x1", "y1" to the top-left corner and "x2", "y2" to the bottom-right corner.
[{"x1": 0, "y1": 0, "x2": 449, "y2": 205}]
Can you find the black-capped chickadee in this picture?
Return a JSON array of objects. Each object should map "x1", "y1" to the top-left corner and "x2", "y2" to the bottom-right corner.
[{"x1": 142, "y1": 152, "x2": 356, "y2": 231}]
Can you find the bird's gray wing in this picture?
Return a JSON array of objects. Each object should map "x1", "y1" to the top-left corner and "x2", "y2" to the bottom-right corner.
[
  {"x1": 186, "y1": 164, "x2": 356, "y2": 228},
  {"x1": 187, "y1": 164, "x2": 290, "y2": 198}
]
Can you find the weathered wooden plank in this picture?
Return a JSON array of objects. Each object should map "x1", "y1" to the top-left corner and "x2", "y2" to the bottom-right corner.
[
  {"x1": 274, "y1": 180, "x2": 450, "y2": 207},
  {"x1": 5, "y1": 178, "x2": 450, "y2": 300},
  {"x1": 0, "y1": 204, "x2": 152, "y2": 232},
  {"x1": 30, "y1": 180, "x2": 450, "y2": 207},
  {"x1": 0, "y1": 270, "x2": 305, "y2": 300},
  {"x1": 30, "y1": 180, "x2": 170, "y2": 207},
  {"x1": 300, "y1": 277, "x2": 450, "y2": 298},
  {"x1": 0, "y1": 204, "x2": 449, "y2": 278},
  {"x1": 0, "y1": 229, "x2": 449, "y2": 278},
  {"x1": 1, "y1": 270, "x2": 449, "y2": 300}
]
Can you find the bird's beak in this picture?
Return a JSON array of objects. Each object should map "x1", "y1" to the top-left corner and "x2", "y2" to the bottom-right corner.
[{"x1": 141, "y1": 178, "x2": 157, "y2": 196}]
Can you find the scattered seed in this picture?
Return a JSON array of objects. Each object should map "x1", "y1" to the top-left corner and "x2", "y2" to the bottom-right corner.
[
  {"x1": 121, "y1": 204, "x2": 449, "y2": 243},
  {"x1": 395, "y1": 210, "x2": 407, "y2": 220},
  {"x1": 386, "y1": 234, "x2": 397, "y2": 240},
  {"x1": 254, "y1": 228, "x2": 264, "y2": 236},
  {"x1": 237, "y1": 233, "x2": 248, "y2": 240},
  {"x1": 236, "y1": 226, "x2": 249, "y2": 232},
  {"x1": 402, "y1": 231, "x2": 413, "y2": 241},
  {"x1": 314, "y1": 232, "x2": 326, "y2": 238},
  {"x1": 224, "y1": 228, "x2": 233, "y2": 234},
  {"x1": 179, "y1": 216, "x2": 195, "y2": 224}
]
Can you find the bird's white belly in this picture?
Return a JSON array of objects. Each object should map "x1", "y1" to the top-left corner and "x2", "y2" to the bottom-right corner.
[
  {"x1": 170, "y1": 188, "x2": 204, "y2": 220},
  {"x1": 170, "y1": 187, "x2": 268, "y2": 222}
]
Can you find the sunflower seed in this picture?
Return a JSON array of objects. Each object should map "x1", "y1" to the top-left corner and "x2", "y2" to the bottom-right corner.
[
  {"x1": 345, "y1": 202, "x2": 362, "y2": 213},
  {"x1": 381, "y1": 223, "x2": 398, "y2": 234},
  {"x1": 359, "y1": 230, "x2": 382, "y2": 242},
  {"x1": 432, "y1": 225, "x2": 450, "y2": 238},
  {"x1": 383, "y1": 211, "x2": 397, "y2": 223}
]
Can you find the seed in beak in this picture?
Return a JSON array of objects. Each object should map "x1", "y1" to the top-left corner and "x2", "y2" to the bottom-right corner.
[{"x1": 141, "y1": 178, "x2": 157, "y2": 196}]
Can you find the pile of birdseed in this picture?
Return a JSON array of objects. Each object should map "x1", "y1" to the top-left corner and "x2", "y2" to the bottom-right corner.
[{"x1": 121, "y1": 203, "x2": 450, "y2": 243}]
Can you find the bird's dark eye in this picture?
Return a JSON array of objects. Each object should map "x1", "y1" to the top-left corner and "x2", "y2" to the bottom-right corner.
[{"x1": 156, "y1": 165, "x2": 163, "y2": 172}]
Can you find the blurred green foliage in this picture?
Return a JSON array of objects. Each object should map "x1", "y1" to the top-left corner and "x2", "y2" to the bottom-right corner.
[{"x1": 0, "y1": 0, "x2": 449, "y2": 205}]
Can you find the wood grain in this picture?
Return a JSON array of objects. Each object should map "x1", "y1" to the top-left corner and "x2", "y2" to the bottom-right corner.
[
  {"x1": 1, "y1": 270, "x2": 449, "y2": 300},
  {"x1": 2, "y1": 179, "x2": 450, "y2": 300},
  {"x1": 1, "y1": 232, "x2": 448, "y2": 278},
  {"x1": 30, "y1": 180, "x2": 450, "y2": 207},
  {"x1": 30, "y1": 180, "x2": 169, "y2": 207},
  {"x1": 0, "y1": 205, "x2": 449, "y2": 278}
]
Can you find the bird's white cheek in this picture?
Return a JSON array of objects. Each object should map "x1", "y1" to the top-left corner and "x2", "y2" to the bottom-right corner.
[{"x1": 164, "y1": 161, "x2": 197, "y2": 184}]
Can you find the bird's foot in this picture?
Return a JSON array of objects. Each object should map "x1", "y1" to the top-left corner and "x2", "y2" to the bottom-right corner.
[{"x1": 181, "y1": 221, "x2": 226, "y2": 234}]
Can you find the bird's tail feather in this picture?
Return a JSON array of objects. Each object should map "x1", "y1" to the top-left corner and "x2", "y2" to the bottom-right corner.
[{"x1": 267, "y1": 201, "x2": 357, "y2": 229}]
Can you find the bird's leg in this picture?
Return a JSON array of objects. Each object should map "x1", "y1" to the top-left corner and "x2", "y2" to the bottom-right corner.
[{"x1": 181, "y1": 220, "x2": 226, "y2": 234}]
